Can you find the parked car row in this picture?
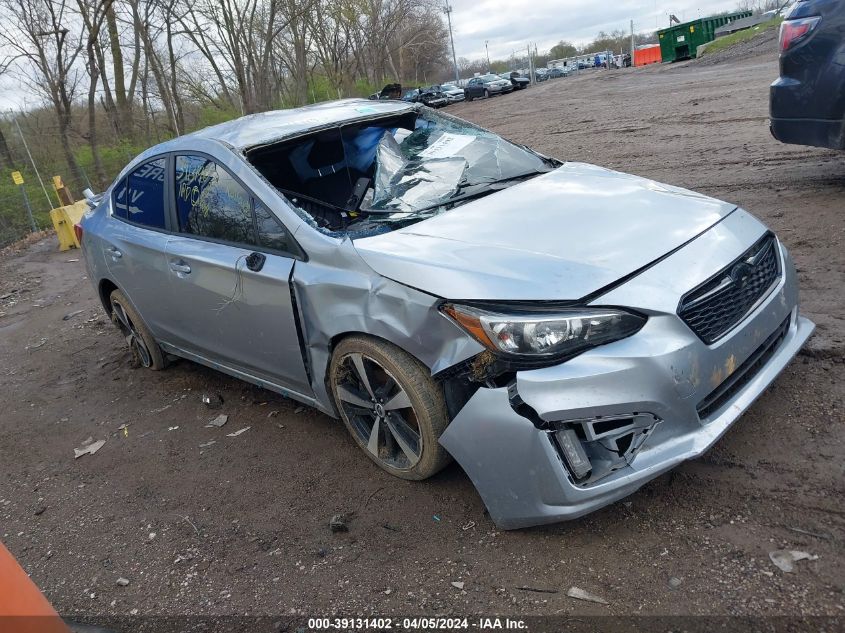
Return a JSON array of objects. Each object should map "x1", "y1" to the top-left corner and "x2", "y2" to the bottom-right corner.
[
  {"x1": 536, "y1": 66, "x2": 572, "y2": 81},
  {"x1": 367, "y1": 65, "x2": 572, "y2": 108},
  {"x1": 369, "y1": 83, "x2": 466, "y2": 107},
  {"x1": 464, "y1": 73, "x2": 514, "y2": 100},
  {"x1": 400, "y1": 87, "x2": 449, "y2": 108},
  {"x1": 464, "y1": 70, "x2": 540, "y2": 100}
]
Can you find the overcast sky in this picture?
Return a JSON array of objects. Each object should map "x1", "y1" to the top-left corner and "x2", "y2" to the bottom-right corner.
[{"x1": 447, "y1": 0, "x2": 744, "y2": 61}]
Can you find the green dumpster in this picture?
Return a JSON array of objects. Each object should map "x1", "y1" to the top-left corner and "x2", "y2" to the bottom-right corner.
[{"x1": 658, "y1": 11, "x2": 753, "y2": 62}]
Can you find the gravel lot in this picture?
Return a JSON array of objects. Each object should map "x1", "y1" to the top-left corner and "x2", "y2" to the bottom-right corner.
[{"x1": 1, "y1": 32, "x2": 843, "y2": 624}]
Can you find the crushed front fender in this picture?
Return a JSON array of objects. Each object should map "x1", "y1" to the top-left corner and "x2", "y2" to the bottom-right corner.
[{"x1": 440, "y1": 313, "x2": 814, "y2": 530}]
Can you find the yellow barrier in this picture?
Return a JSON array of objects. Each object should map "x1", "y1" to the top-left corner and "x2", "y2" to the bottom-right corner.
[{"x1": 50, "y1": 200, "x2": 87, "y2": 251}]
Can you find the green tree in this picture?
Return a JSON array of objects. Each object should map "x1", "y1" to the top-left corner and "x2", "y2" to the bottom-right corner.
[{"x1": 549, "y1": 40, "x2": 577, "y2": 60}]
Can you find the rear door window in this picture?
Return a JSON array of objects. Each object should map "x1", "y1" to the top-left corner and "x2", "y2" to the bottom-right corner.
[
  {"x1": 123, "y1": 158, "x2": 166, "y2": 228},
  {"x1": 175, "y1": 155, "x2": 256, "y2": 246}
]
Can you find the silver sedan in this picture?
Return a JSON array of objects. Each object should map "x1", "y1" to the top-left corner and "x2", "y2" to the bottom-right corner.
[{"x1": 78, "y1": 100, "x2": 814, "y2": 529}]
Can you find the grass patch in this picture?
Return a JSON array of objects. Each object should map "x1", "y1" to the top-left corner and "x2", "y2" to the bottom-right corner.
[{"x1": 700, "y1": 17, "x2": 783, "y2": 57}]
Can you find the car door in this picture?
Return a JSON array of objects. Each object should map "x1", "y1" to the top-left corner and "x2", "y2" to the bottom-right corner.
[
  {"x1": 164, "y1": 153, "x2": 311, "y2": 395},
  {"x1": 466, "y1": 78, "x2": 479, "y2": 98},
  {"x1": 104, "y1": 157, "x2": 176, "y2": 340}
]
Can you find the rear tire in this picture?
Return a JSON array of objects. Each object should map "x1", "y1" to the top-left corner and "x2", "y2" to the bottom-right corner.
[
  {"x1": 329, "y1": 335, "x2": 452, "y2": 480},
  {"x1": 109, "y1": 289, "x2": 167, "y2": 370}
]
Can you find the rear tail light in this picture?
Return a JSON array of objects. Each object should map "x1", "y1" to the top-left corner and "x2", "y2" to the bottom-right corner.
[
  {"x1": 73, "y1": 223, "x2": 83, "y2": 246},
  {"x1": 779, "y1": 16, "x2": 821, "y2": 52}
]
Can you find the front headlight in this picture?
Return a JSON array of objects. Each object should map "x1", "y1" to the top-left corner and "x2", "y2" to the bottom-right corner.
[{"x1": 442, "y1": 303, "x2": 646, "y2": 360}]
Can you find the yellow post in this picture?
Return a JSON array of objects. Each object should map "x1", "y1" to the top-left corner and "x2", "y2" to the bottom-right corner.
[{"x1": 49, "y1": 201, "x2": 87, "y2": 251}]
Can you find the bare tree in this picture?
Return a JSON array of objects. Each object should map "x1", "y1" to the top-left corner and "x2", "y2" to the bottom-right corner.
[
  {"x1": 178, "y1": 0, "x2": 312, "y2": 113},
  {"x1": 76, "y1": 0, "x2": 115, "y2": 186},
  {"x1": 308, "y1": 0, "x2": 357, "y2": 97},
  {"x1": 0, "y1": 63, "x2": 17, "y2": 169},
  {"x1": 100, "y1": 1, "x2": 140, "y2": 138},
  {"x1": 125, "y1": 0, "x2": 180, "y2": 134},
  {"x1": 0, "y1": 124, "x2": 14, "y2": 169},
  {"x1": 393, "y1": 4, "x2": 448, "y2": 83},
  {"x1": 0, "y1": 0, "x2": 87, "y2": 186},
  {"x1": 0, "y1": 0, "x2": 454, "y2": 199},
  {"x1": 174, "y1": 2, "x2": 236, "y2": 110}
]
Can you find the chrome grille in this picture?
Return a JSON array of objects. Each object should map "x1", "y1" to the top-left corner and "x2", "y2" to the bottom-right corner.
[{"x1": 679, "y1": 234, "x2": 781, "y2": 344}]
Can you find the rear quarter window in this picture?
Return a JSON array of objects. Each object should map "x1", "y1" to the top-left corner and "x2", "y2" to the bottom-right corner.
[{"x1": 112, "y1": 178, "x2": 128, "y2": 219}]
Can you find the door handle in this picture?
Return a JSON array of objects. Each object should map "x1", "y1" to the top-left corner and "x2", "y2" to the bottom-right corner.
[
  {"x1": 107, "y1": 246, "x2": 122, "y2": 259},
  {"x1": 169, "y1": 262, "x2": 191, "y2": 275}
]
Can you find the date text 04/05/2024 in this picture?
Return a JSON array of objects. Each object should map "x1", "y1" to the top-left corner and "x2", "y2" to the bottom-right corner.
[{"x1": 307, "y1": 617, "x2": 528, "y2": 630}]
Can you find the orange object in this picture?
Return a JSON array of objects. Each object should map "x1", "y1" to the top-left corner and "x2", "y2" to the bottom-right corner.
[
  {"x1": 0, "y1": 541, "x2": 71, "y2": 633},
  {"x1": 634, "y1": 44, "x2": 662, "y2": 66},
  {"x1": 442, "y1": 304, "x2": 493, "y2": 350}
]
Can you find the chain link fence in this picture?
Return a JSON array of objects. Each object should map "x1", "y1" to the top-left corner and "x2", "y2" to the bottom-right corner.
[
  {"x1": 0, "y1": 185, "x2": 50, "y2": 249},
  {"x1": 0, "y1": 110, "x2": 145, "y2": 249},
  {"x1": 0, "y1": 146, "x2": 134, "y2": 249}
]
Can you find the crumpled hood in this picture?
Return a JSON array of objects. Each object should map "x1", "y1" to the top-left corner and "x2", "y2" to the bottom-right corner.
[{"x1": 353, "y1": 162, "x2": 736, "y2": 301}]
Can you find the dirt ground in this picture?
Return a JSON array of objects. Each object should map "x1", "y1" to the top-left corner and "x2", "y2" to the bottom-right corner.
[{"x1": 1, "y1": 33, "x2": 843, "y2": 625}]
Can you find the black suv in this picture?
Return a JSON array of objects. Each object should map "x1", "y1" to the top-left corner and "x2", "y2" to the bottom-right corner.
[{"x1": 770, "y1": 0, "x2": 845, "y2": 149}]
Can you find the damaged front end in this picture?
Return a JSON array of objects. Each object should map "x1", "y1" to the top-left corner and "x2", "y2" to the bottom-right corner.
[
  {"x1": 436, "y1": 347, "x2": 663, "y2": 492},
  {"x1": 548, "y1": 413, "x2": 662, "y2": 484},
  {"x1": 432, "y1": 301, "x2": 663, "y2": 493},
  {"x1": 437, "y1": 225, "x2": 813, "y2": 529}
]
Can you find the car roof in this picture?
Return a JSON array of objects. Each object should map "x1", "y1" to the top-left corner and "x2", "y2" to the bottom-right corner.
[{"x1": 157, "y1": 99, "x2": 417, "y2": 152}]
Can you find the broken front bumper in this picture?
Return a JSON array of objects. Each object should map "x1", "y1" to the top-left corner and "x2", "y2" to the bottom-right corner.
[{"x1": 440, "y1": 229, "x2": 814, "y2": 529}]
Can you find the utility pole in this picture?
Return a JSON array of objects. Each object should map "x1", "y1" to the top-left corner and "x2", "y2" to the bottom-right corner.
[
  {"x1": 13, "y1": 118, "x2": 54, "y2": 211},
  {"x1": 444, "y1": 0, "x2": 460, "y2": 84},
  {"x1": 630, "y1": 19, "x2": 635, "y2": 62},
  {"x1": 485, "y1": 40, "x2": 490, "y2": 68},
  {"x1": 527, "y1": 45, "x2": 532, "y2": 83}
]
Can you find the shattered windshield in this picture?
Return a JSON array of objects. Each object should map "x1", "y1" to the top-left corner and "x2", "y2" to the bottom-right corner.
[
  {"x1": 366, "y1": 109, "x2": 553, "y2": 219},
  {"x1": 247, "y1": 107, "x2": 556, "y2": 237}
]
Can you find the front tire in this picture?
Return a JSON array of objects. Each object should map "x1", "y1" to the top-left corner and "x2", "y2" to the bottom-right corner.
[
  {"x1": 109, "y1": 289, "x2": 167, "y2": 370},
  {"x1": 484, "y1": 89, "x2": 490, "y2": 98},
  {"x1": 329, "y1": 336, "x2": 452, "y2": 480}
]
